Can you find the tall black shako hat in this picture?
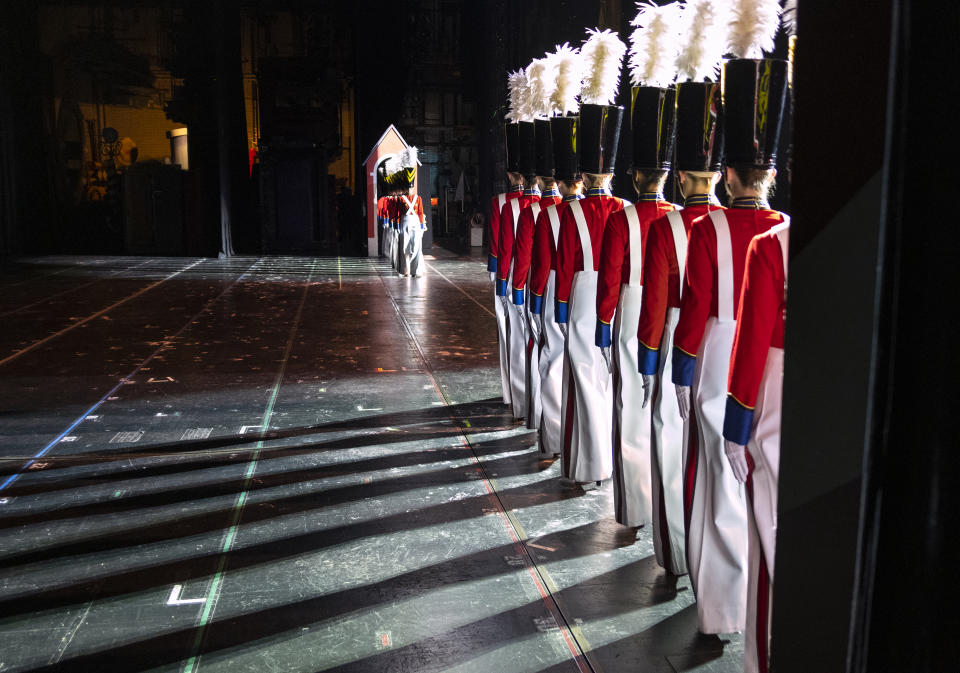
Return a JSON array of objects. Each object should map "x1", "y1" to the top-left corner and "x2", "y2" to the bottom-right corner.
[
  {"x1": 675, "y1": 82, "x2": 724, "y2": 171},
  {"x1": 534, "y1": 120, "x2": 554, "y2": 177},
  {"x1": 631, "y1": 86, "x2": 675, "y2": 171},
  {"x1": 579, "y1": 104, "x2": 623, "y2": 174},
  {"x1": 517, "y1": 121, "x2": 537, "y2": 176},
  {"x1": 505, "y1": 123, "x2": 521, "y2": 173},
  {"x1": 721, "y1": 58, "x2": 789, "y2": 169},
  {"x1": 550, "y1": 116, "x2": 579, "y2": 181}
]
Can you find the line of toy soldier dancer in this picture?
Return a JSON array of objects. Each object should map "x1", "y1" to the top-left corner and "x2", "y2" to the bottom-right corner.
[
  {"x1": 487, "y1": 5, "x2": 793, "y2": 672},
  {"x1": 377, "y1": 147, "x2": 427, "y2": 277}
]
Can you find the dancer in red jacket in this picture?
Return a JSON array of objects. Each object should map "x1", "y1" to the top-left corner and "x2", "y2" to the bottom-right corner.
[
  {"x1": 636, "y1": 80, "x2": 725, "y2": 576},
  {"x1": 720, "y1": 54, "x2": 792, "y2": 673},
  {"x1": 511, "y1": 118, "x2": 561, "y2": 431},
  {"x1": 596, "y1": 82, "x2": 676, "y2": 528},
  {"x1": 672, "y1": 56, "x2": 790, "y2": 636},
  {"x1": 491, "y1": 122, "x2": 525, "y2": 407},
  {"x1": 497, "y1": 120, "x2": 538, "y2": 419},
  {"x1": 529, "y1": 114, "x2": 582, "y2": 456},
  {"x1": 555, "y1": 27, "x2": 627, "y2": 484}
]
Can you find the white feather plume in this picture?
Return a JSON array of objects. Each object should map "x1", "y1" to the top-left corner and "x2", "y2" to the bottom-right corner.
[
  {"x1": 781, "y1": 0, "x2": 797, "y2": 35},
  {"x1": 399, "y1": 146, "x2": 418, "y2": 169},
  {"x1": 548, "y1": 43, "x2": 584, "y2": 115},
  {"x1": 383, "y1": 154, "x2": 400, "y2": 176},
  {"x1": 506, "y1": 69, "x2": 529, "y2": 122},
  {"x1": 727, "y1": 0, "x2": 782, "y2": 58},
  {"x1": 580, "y1": 28, "x2": 627, "y2": 105},
  {"x1": 629, "y1": 2, "x2": 683, "y2": 88},
  {"x1": 526, "y1": 57, "x2": 557, "y2": 118},
  {"x1": 676, "y1": 0, "x2": 730, "y2": 82}
]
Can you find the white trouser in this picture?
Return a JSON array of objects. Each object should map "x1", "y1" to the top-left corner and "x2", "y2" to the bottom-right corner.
[
  {"x1": 495, "y1": 283, "x2": 511, "y2": 406},
  {"x1": 524, "y1": 280, "x2": 542, "y2": 430},
  {"x1": 403, "y1": 218, "x2": 424, "y2": 277},
  {"x1": 611, "y1": 283, "x2": 652, "y2": 527},
  {"x1": 506, "y1": 263, "x2": 527, "y2": 418},
  {"x1": 745, "y1": 347, "x2": 783, "y2": 673},
  {"x1": 384, "y1": 226, "x2": 395, "y2": 266},
  {"x1": 395, "y1": 226, "x2": 406, "y2": 273},
  {"x1": 650, "y1": 307, "x2": 688, "y2": 575},
  {"x1": 687, "y1": 315, "x2": 747, "y2": 634},
  {"x1": 537, "y1": 271, "x2": 564, "y2": 454},
  {"x1": 561, "y1": 268, "x2": 612, "y2": 482}
]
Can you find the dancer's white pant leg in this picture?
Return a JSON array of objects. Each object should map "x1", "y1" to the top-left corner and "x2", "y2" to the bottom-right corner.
[
  {"x1": 611, "y1": 284, "x2": 652, "y2": 527},
  {"x1": 564, "y1": 270, "x2": 612, "y2": 483},
  {"x1": 688, "y1": 316, "x2": 748, "y2": 634},
  {"x1": 538, "y1": 272, "x2": 564, "y2": 454},
  {"x1": 744, "y1": 347, "x2": 783, "y2": 673},
  {"x1": 650, "y1": 308, "x2": 688, "y2": 575}
]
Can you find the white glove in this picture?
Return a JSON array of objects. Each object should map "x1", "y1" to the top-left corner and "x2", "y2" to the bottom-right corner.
[
  {"x1": 558, "y1": 322, "x2": 567, "y2": 338},
  {"x1": 641, "y1": 374, "x2": 653, "y2": 408},
  {"x1": 489, "y1": 271, "x2": 496, "y2": 283},
  {"x1": 724, "y1": 440, "x2": 750, "y2": 483},
  {"x1": 601, "y1": 346, "x2": 613, "y2": 373},
  {"x1": 499, "y1": 295, "x2": 509, "y2": 312},
  {"x1": 676, "y1": 385, "x2": 691, "y2": 421},
  {"x1": 514, "y1": 301, "x2": 525, "y2": 321},
  {"x1": 536, "y1": 312, "x2": 545, "y2": 338}
]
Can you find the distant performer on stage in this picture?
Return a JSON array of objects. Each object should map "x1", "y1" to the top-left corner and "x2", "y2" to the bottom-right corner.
[{"x1": 387, "y1": 147, "x2": 426, "y2": 278}]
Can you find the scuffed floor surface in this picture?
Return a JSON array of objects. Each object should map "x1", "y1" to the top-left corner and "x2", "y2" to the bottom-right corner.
[{"x1": 0, "y1": 253, "x2": 742, "y2": 673}]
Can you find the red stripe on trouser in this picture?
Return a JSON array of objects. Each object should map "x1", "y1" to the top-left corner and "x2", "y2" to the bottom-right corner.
[
  {"x1": 562, "y1": 364, "x2": 576, "y2": 477},
  {"x1": 747, "y1": 456, "x2": 770, "y2": 673},
  {"x1": 683, "y1": 401, "x2": 700, "y2": 558},
  {"x1": 757, "y1": 553, "x2": 770, "y2": 673},
  {"x1": 657, "y1": 465, "x2": 673, "y2": 570},
  {"x1": 611, "y1": 363, "x2": 624, "y2": 519},
  {"x1": 526, "y1": 335, "x2": 535, "y2": 430},
  {"x1": 683, "y1": 409, "x2": 698, "y2": 523}
]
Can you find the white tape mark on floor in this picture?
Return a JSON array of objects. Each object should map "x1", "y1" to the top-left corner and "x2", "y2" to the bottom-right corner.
[
  {"x1": 109, "y1": 431, "x2": 144, "y2": 444},
  {"x1": 181, "y1": 428, "x2": 213, "y2": 441},
  {"x1": 167, "y1": 585, "x2": 207, "y2": 606}
]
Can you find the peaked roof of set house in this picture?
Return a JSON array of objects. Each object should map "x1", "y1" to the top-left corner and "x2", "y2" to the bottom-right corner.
[{"x1": 362, "y1": 124, "x2": 423, "y2": 167}]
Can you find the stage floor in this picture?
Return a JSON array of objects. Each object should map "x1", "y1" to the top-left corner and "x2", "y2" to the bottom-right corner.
[{"x1": 0, "y1": 252, "x2": 741, "y2": 673}]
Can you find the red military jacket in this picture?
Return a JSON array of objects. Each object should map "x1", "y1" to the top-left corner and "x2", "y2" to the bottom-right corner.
[
  {"x1": 488, "y1": 188, "x2": 523, "y2": 273},
  {"x1": 555, "y1": 188, "x2": 628, "y2": 323},
  {"x1": 376, "y1": 196, "x2": 388, "y2": 228},
  {"x1": 496, "y1": 189, "x2": 540, "y2": 296},
  {"x1": 512, "y1": 189, "x2": 561, "y2": 304},
  {"x1": 399, "y1": 194, "x2": 426, "y2": 226},
  {"x1": 672, "y1": 199, "x2": 787, "y2": 386},
  {"x1": 636, "y1": 198, "x2": 724, "y2": 374},
  {"x1": 386, "y1": 197, "x2": 401, "y2": 227},
  {"x1": 595, "y1": 195, "x2": 675, "y2": 347},
  {"x1": 722, "y1": 223, "x2": 789, "y2": 445},
  {"x1": 529, "y1": 197, "x2": 580, "y2": 314}
]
